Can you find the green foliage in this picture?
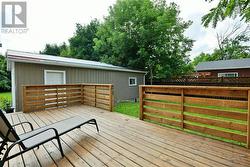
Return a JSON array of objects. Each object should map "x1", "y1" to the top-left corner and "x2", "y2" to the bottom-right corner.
[
  {"x1": 40, "y1": 42, "x2": 69, "y2": 56},
  {"x1": 0, "y1": 97, "x2": 11, "y2": 112},
  {"x1": 203, "y1": 0, "x2": 250, "y2": 28},
  {"x1": 193, "y1": 25, "x2": 250, "y2": 66},
  {"x1": 94, "y1": 0, "x2": 193, "y2": 79},
  {"x1": 40, "y1": 0, "x2": 193, "y2": 79},
  {"x1": 69, "y1": 19, "x2": 100, "y2": 60},
  {"x1": 0, "y1": 56, "x2": 11, "y2": 92},
  {"x1": 41, "y1": 19, "x2": 100, "y2": 61},
  {"x1": 0, "y1": 92, "x2": 12, "y2": 113}
]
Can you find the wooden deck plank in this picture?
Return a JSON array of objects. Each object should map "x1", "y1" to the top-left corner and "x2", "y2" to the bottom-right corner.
[
  {"x1": 51, "y1": 108, "x2": 186, "y2": 167},
  {"x1": 7, "y1": 114, "x2": 25, "y2": 167},
  {"x1": 82, "y1": 116, "x2": 232, "y2": 167},
  {"x1": 44, "y1": 110, "x2": 125, "y2": 167},
  {"x1": 34, "y1": 111, "x2": 109, "y2": 167},
  {"x1": 32, "y1": 112, "x2": 96, "y2": 167},
  {"x1": 64, "y1": 106, "x2": 241, "y2": 167},
  {"x1": 12, "y1": 114, "x2": 41, "y2": 167},
  {"x1": 62, "y1": 108, "x2": 210, "y2": 167},
  {"x1": 17, "y1": 114, "x2": 57, "y2": 167},
  {"x1": 27, "y1": 113, "x2": 74, "y2": 167},
  {"x1": 4, "y1": 105, "x2": 250, "y2": 167},
  {"x1": 67, "y1": 105, "x2": 250, "y2": 166},
  {"x1": 78, "y1": 105, "x2": 249, "y2": 152},
  {"x1": 46, "y1": 107, "x2": 246, "y2": 166},
  {"x1": 42, "y1": 109, "x2": 156, "y2": 167}
]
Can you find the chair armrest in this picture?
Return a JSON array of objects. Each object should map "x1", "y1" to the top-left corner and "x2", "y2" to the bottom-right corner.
[{"x1": 12, "y1": 122, "x2": 34, "y2": 131}]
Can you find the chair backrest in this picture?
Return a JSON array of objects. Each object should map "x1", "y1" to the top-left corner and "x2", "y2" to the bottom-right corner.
[{"x1": 0, "y1": 110, "x2": 20, "y2": 142}]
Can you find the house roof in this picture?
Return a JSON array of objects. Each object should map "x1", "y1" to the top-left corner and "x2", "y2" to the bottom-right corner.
[
  {"x1": 6, "y1": 50, "x2": 146, "y2": 73},
  {"x1": 195, "y1": 58, "x2": 250, "y2": 71}
]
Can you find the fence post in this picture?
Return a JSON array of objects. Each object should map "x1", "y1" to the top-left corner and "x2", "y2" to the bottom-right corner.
[
  {"x1": 56, "y1": 86, "x2": 58, "y2": 108},
  {"x1": 247, "y1": 90, "x2": 250, "y2": 148},
  {"x1": 94, "y1": 85, "x2": 96, "y2": 107},
  {"x1": 22, "y1": 86, "x2": 27, "y2": 112},
  {"x1": 81, "y1": 84, "x2": 84, "y2": 104},
  {"x1": 139, "y1": 86, "x2": 144, "y2": 120},
  {"x1": 181, "y1": 88, "x2": 184, "y2": 129},
  {"x1": 109, "y1": 85, "x2": 113, "y2": 112}
]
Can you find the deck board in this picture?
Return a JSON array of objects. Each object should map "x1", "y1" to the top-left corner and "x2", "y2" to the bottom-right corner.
[{"x1": 4, "y1": 105, "x2": 250, "y2": 167}]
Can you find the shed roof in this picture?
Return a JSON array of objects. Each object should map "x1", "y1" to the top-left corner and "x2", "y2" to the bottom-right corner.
[
  {"x1": 7, "y1": 50, "x2": 146, "y2": 73},
  {"x1": 195, "y1": 58, "x2": 250, "y2": 71}
]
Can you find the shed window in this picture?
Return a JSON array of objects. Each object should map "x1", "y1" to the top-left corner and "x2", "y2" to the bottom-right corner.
[
  {"x1": 218, "y1": 72, "x2": 238, "y2": 78},
  {"x1": 129, "y1": 77, "x2": 137, "y2": 86},
  {"x1": 44, "y1": 70, "x2": 66, "y2": 85}
]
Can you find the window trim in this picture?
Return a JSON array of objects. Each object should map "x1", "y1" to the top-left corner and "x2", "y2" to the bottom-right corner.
[
  {"x1": 129, "y1": 77, "x2": 137, "y2": 86},
  {"x1": 217, "y1": 72, "x2": 238, "y2": 78},
  {"x1": 44, "y1": 70, "x2": 66, "y2": 85}
]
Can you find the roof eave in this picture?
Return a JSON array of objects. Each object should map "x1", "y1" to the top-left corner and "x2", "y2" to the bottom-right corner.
[
  {"x1": 196, "y1": 66, "x2": 250, "y2": 71},
  {"x1": 7, "y1": 57, "x2": 147, "y2": 74}
]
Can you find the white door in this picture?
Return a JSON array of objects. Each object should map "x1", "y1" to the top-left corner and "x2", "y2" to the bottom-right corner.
[{"x1": 44, "y1": 70, "x2": 66, "y2": 85}]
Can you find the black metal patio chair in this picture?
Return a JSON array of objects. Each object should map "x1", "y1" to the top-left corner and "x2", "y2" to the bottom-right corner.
[{"x1": 0, "y1": 109, "x2": 99, "y2": 166}]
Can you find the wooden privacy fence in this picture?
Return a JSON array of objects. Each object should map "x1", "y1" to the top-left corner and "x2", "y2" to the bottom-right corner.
[
  {"x1": 139, "y1": 85, "x2": 250, "y2": 148},
  {"x1": 148, "y1": 77, "x2": 250, "y2": 87},
  {"x1": 23, "y1": 84, "x2": 113, "y2": 112}
]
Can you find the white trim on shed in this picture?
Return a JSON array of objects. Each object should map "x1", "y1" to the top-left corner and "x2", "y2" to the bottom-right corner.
[{"x1": 44, "y1": 70, "x2": 66, "y2": 85}]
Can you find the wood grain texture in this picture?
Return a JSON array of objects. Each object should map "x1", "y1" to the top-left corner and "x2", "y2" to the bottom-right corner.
[
  {"x1": 5, "y1": 105, "x2": 250, "y2": 167},
  {"x1": 140, "y1": 85, "x2": 250, "y2": 147},
  {"x1": 22, "y1": 84, "x2": 113, "y2": 112}
]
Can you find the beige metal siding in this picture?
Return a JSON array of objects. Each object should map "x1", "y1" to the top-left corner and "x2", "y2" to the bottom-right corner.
[{"x1": 15, "y1": 62, "x2": 145, "y2": 111}]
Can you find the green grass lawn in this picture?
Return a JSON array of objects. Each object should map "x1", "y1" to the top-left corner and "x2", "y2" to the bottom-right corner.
[
  {"x1": 0, "y1": 92, "x2": 11, "y2": 100},
  {"x1": 114, "y1": 101, "x2": 139, "y2": 117}
]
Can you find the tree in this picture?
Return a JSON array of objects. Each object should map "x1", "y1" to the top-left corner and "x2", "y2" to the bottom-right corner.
[
  {"x1": 192, "y1": 53, "x2": 214, "y2": 66},
  {"x1": 0, "y1": 56, "x2": 11, "y2": 92},
  {"x1": 215, "y1": 23, "x2": 250, "y2": 59},
  {"x1": 69, "y1": 19, "x2": 100, "y2": 61},
  {"x1": 40, "y1": 43, "x2": 67, "y2": 56},
  {"x1": 202, "y1": 0, "x2": 250, "y2": 28},
  {"x1": 193, "y1": 24, "x2": 250, "y2": 66},
  {"x1": 94, "y1": 0, "x2": 193, "y2": 80},
  {"x1": 41, "y1": 19, "x2": 100, "y2": 61}
]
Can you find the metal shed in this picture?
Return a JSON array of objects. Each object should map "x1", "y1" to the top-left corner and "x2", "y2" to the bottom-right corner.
[{"x1": 6, "y1": 50, "x2": 146, "y2": 112}]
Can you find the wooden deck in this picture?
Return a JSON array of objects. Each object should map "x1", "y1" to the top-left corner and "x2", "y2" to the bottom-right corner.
[{"x1": 4, "y1": 105, "x2": 250, "y2": 167}]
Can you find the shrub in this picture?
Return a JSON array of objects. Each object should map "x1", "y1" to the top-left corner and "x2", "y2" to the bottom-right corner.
[{"x1": 0, "y1": 97, "x2": 13, "y2": 113}]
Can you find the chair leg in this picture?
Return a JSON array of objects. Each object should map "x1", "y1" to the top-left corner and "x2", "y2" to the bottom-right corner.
[
  {"x1": 56, "y1": 137, "x2": 64, "y2": 157},
  {"x1": 93, "y1": 119, "x2": 99, "y2": 133}
]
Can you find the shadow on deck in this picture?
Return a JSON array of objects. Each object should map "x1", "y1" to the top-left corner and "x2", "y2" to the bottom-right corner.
[{"x1": 4, "y1": 105, "x2": 250, "y2": 167}]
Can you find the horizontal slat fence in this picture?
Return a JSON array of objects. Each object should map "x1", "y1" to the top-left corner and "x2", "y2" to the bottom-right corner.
[
  {"x1": 139, "y1": 85, "x2": 250, "y2": 148},
  {"x1": 23, "y1": 84, "x2": 113, "y2": 112}
]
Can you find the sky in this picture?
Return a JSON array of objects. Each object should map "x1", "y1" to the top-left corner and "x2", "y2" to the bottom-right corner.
[{"x1": 0, "y1": 0, "x2": 244, "y2": 60}]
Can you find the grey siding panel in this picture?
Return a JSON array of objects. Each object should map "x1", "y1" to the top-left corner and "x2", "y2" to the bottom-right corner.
[{"x1": 15, "y1": 62, "x2": 145, "y2": 111}]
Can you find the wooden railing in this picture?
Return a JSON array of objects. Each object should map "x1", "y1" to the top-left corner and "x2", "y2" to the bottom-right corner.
[
  {"x1": 23, "y1": 84, "x2": 113, "y2": 112},
  {"x1": 139, "y1": 85, "x2": 250, "y2": 148}
]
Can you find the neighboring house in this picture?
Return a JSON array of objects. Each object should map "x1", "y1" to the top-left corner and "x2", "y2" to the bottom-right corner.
[
  {"x1": 195, "y1": 58, "x2": 250, "y2": 78},
  {"x1": 6, "y1": 50, "x2": 146, "y2": 111}
]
